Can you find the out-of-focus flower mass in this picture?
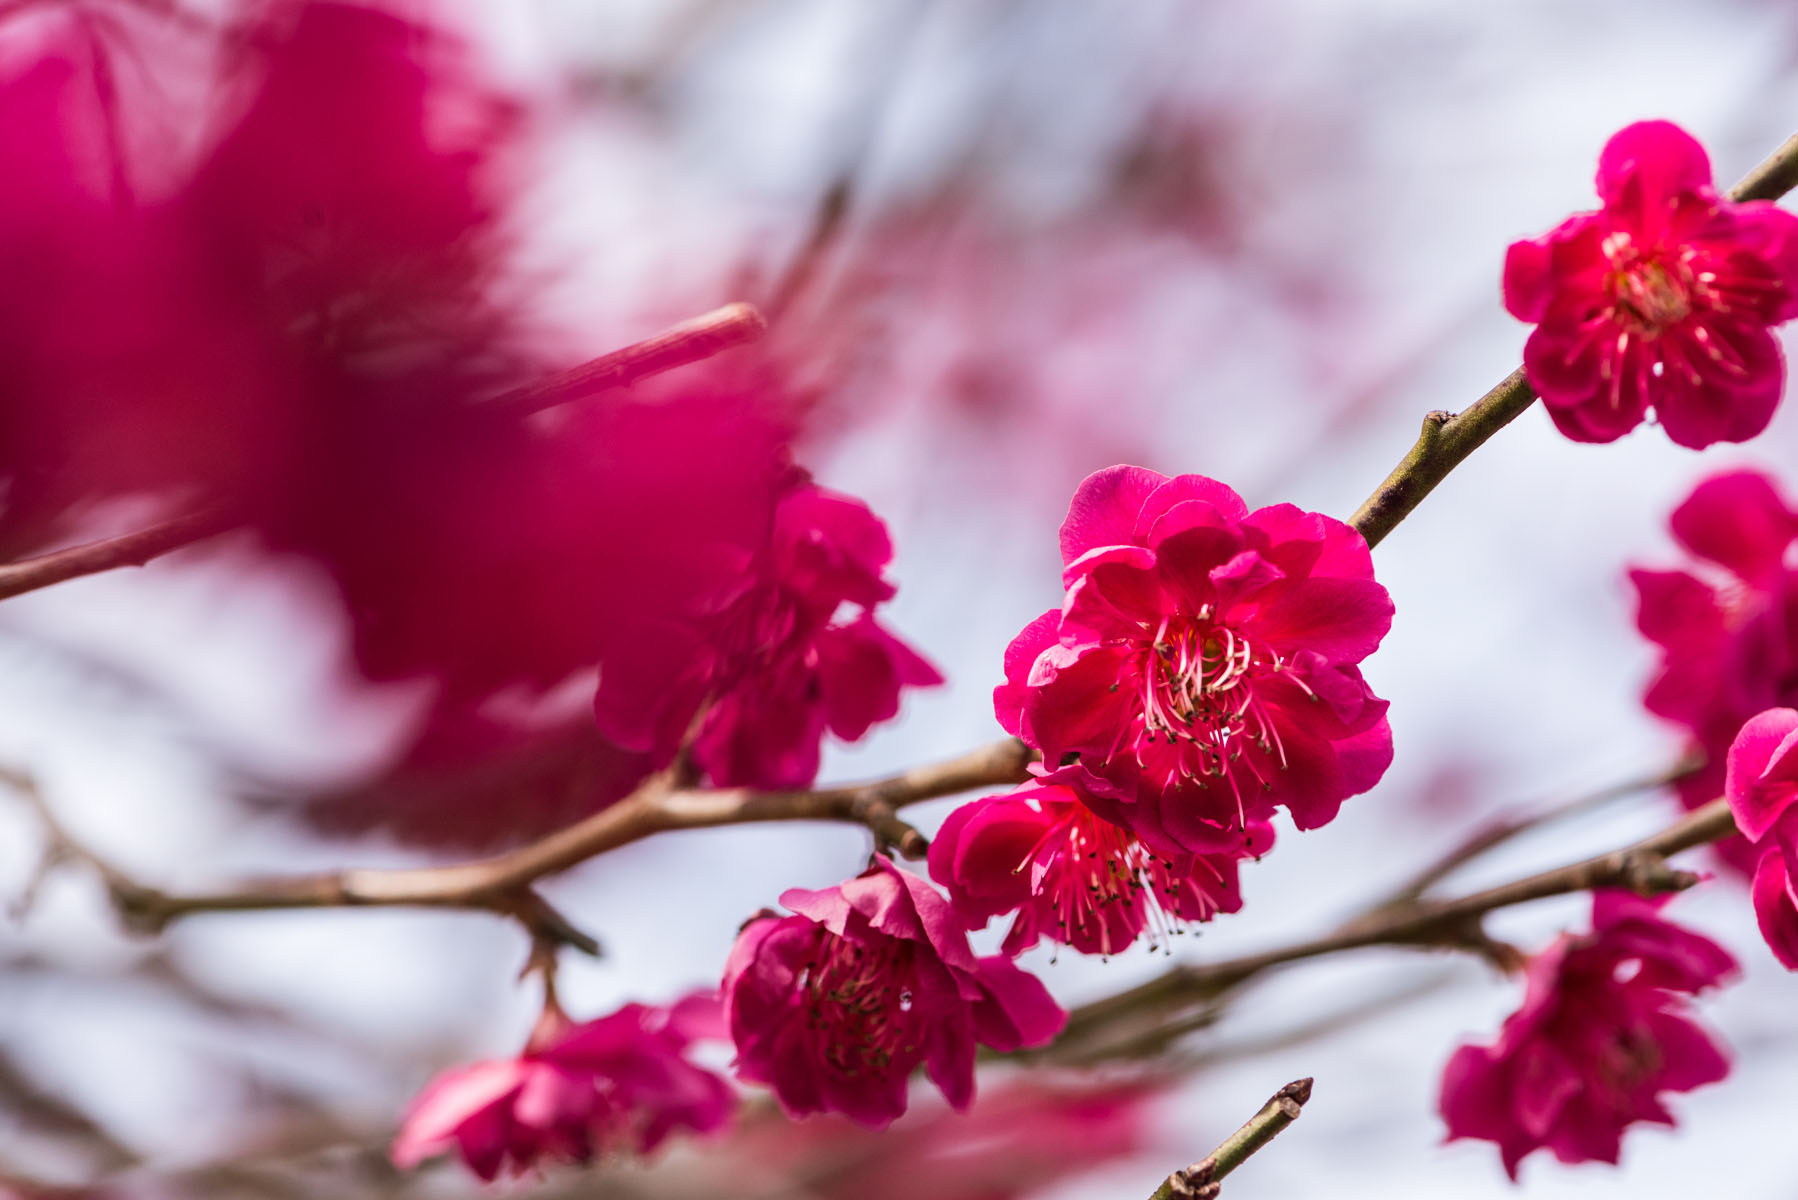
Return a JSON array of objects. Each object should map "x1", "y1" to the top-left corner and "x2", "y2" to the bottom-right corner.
[
  {"x1": 928, "y1": 781, "x2": 1272, "y2": 957},
  {"x1": 1505, "y1": 120, "x2": 1798, "y2": 448},
  {"x1": 1439, "y1": 892, "x2": 1737, "y2": 1179},
  {"x1": 999, "y1": 466, "x2": 1393, "y2": 857},
  {"x1": 1632, "y1": 468, "x2": 1798, "y2": 870},
  {"x1": 391, "y1": 992, "x2": 735, "y2": 1181},
  {"x1": 722, "y1": 856, "x2": 1065, "y2": 1129}
]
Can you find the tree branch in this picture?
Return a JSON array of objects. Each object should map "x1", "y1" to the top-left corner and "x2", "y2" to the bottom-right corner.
[
  {"x1": 1054, "y1": 797, "x2": 1736, "y2": 1059},
  {"x1": 1149, "y1": 1078, "x2": 1313, "y2": 1200},
  {"x1": 0, "y1": 302, "x2": 769, "y2": 603},
  {"x1": 1349, "y1": 125, "x2": 1798, "y2": 549},
  {"x1": 7, "y1": 739, "x2": 1032, "y2": 935}
]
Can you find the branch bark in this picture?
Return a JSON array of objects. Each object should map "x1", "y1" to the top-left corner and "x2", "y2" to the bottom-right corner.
[
  {"x1": 1148, "y1": 1078, "x2": 1313, "y2": 1200},
  {"x1": 8, "y1": 739, "x2": 1033, "y2": 935},
  {"x1": 1349, "y1": 126, "x2": 1798, "y2": 548}
]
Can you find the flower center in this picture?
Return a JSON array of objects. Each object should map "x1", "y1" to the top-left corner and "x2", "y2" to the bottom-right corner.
[
  {"x1": 1603, "y1": 234, "x2": 1696, "y2": 337},
  {"x1": 1026, "y1": 803, "x2": 1206, "y2": 956},
  {"x1": 1137, "y1": 614, "x2": 1293, "y2": 774},
  {"x1": 800, "y1": 931, "x2": 922, "y2": 1077}
]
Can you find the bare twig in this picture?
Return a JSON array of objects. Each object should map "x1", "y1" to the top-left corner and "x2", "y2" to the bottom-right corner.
[
  {"x1": 1361, "y1": 752, "x2": 1704, "y2": 915},
  {"x1": 1149, "y1": 1078, "x2": 1313, "y2": 1200},
  {"x1": 1055, "y1": 798, "x2": 1735, "y2": 1055},
  {"x1": 0, "y1": 303, "x2": 769, "y2": 604},
  {"x1": 6, "y1": 740, "x2": 1031, "y2": 936},
  {"x1": 1349, "y1": 125, "x2": 1798, "y2": 549},
  {"x1": 494, "y1": 302, "x2": 767, "y2": 414},
  {"x1": 0, "y1": 508, "x2": 234, "y2": 602}
]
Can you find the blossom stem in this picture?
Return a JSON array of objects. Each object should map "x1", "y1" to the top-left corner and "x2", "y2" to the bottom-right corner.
[
  {"x1": 1147, "y1": 1078, "x2": 1313, "y2": 1200},
  {"x1": 0, "y1": 303, "x2": 770, "y2": 602},
  {"x1": 1349, "y1": 125, "x2": 1798, "y2": 549}
]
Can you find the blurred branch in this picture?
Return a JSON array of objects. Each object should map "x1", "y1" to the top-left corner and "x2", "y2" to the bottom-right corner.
[
  {"x1": 0, "y1": 302, "x2": 769, "y2": 604},
  {"x1": 1052, "y1": 797, "x2": 1736, "y2": 1059},
  {"x1": 494, "y1": 301, "x2": 766, "y2": 414},
  {"x1": 1360, "y1": 751, "x2": 1704, "y2": 916},
  {"x1": 1349, "y1": 124, "x2": 1798, "y2": 549},
  {"x1": 1148, "y1": 1078, "x2": 1312, "y2": 1200},
  {"x1": 4, "y1": 739, "x2": 1032, "y2": 936}
]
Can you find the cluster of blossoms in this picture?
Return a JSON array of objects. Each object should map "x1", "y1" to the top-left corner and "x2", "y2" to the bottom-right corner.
[
  {"x1": 1506, "y1": 121, "x2": 1798, "y2": 447},
  {"x1": 1440, "y1": 894, "x2": 1736, "y2": 1178}
]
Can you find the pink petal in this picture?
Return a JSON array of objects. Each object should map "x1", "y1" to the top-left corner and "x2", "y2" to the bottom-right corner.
[
  {"x1": 1059, "y1": 465, "x2": 1168, "y2": 564},
  {"x1": 1751, "y1": 849, "x2": 1798, "y2": 969},
  {"x1": 1724, "y1": 708, "x2": 1798, "y2": 841},
  {"x1": 1596, "y1": 121, "x2": 1715, "y2": 224},
  {"x1": 1667, "y1": 470, "x2": 1794, "y2": 581}
]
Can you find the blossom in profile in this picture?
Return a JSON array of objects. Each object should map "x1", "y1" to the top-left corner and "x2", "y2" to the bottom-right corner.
[
  {"x1": 928, "y1": 781, "x2": 1271, "y2": 956},
  {"x1": 997, "y1": 466, "x2": 1392, "y2": 856},
  {"x1": 1723, "y1": 706, "x2": 1798, "y2": 966},
  {"x1": 721, "y1": 856, "x2": 1065, "y2": 1128},
  {"x1": 595, "y1": 480, "x2": 942, "y2": 789},
  {"x1": 1631, "y1": 468, "x2": 1798, "y2": 870},
  {"x1": 1439, "y1": 893, "x2": 1736, "y2": 1179},
  {"x1": 1505, "y1": 120, "x2": 1798, "y2": 447},
  {"x1": 392, "y1": 993, "x2": 734, "y2": 1180}
]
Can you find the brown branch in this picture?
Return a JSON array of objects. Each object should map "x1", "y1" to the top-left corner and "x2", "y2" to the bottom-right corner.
[
  {"x1": 1149, "y1": 1078, "x2": 1313, "y2": 1200},
  {"x1": 7, "y1": 739, "x2": 1031, "y2": 936},
  {"x1": 0, "y1": 303, "x2": 769, "y2": 603},
  {"x1": 1054, "y1": 798, "x2": 1736, "y2": 1058},
  {"x1": 0, "y1": 507, "x2": 235, "y2": 602},
  {"x1": 493, "y1": 301, "x2": 767, "y2": 414},
  {"x1": 1349, "y1": 125, "x2": 1798, "y2": 549}
]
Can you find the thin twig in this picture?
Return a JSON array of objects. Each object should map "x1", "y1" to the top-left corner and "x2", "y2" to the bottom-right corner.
[
  {"x1": 1149, "y1": 1079, "x2": 1313, "y2": 1200},
  {"x1": 493, "y1": 302, "x2": 766, "y2": 414},
  {"x1": 0, "y1": 303, "x2": 769, "y2": 604},
  {"x1": 1349, "y1": 125, "x2": 1798, "y2": 549},
  {"x1": 5, "y1": 740, "x2": 1032, "y2": 935},
  {"x1": 1055, "y1": 798, "x2": 1735, "y2": 1054},
  {"x1": 1360, "y1": 752, "x2": 1704, "y2": 916}
]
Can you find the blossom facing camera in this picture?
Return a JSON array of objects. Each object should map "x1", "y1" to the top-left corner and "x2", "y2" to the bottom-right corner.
[
  {"x1": 1505, "y1": 120, "x2": 1798, "y2": 448},
  {"x1": 1723, "y1": 706, "x2": 1798, "y2": 967},
  {"x1": 721, "y1": 856, "x2": 1065, "y2": 1128},
  {"x1": 391, "y1": 993, "x2": 734, "y2": 1180},
  {"x1": 1439, "y1": 893, "x2": 1736, "y2": 1179},
  {"x1": 927, "y1": 782, "x2": 1271, "y2": 956},
  {"x1": 997, "y1": 466, "x2": 1392, "y2": 856}
]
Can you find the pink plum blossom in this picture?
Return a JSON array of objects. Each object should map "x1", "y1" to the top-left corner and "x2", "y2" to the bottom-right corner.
[
  {"x1": 1723, "y1": 706, "x2": 1798, "y2": 967},
  {"x1": 594, "y1": 480, "x2": 941, "y2": 790},
  {"x1": 1440, "y1": 893, "x2": 1736, "y2": 1179},
  {"x1": 1631, "y1": 468, "x2": 1798, "y2": 870},
  {"x1": 927, "y1": 781, "x2": 1271, "y2": 956},
  {"x1": 720, "y1": 856, "x2": 1065, "y2": 1128},
  {"x1": 997, "y1": 466, "x2": 1392, "y2": 856},
  {"x1": 391, "y1": 993, "x2": 734, "y2": 1180},
  {"x1": 1505, "y1": 121, "x2": 1798, "y2": 447}
]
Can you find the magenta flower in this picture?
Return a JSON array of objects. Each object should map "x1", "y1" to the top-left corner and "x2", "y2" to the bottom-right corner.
[
  {"x1": 928, "y1": 782, "x2": 1272, "y2": 956},
  {"x1": 1723, "y1": 707, "x2": 1798, "y2": 967},
  {"x1": 1631, "y1": 468, "x2": 1798, "y2": 870},
  {"x1": 595, "y1": 481, "x2": 942, "y2": 789},
  {"x1": 721, "y1": 856, "x2": 1065, "y2": 1128},
  {"x1": 1505, "y1": 121, "x2": 1798, "y2": 447},
  {"x1": 997, "y1": 466, "x2": 1392, "y2": 856},
  {"x1": 391, "y1": 993, "x2": 734, "y2": 1180},
  {"x1": 1439, "y1": 893, "x2": 1736, "y2": 1179}
]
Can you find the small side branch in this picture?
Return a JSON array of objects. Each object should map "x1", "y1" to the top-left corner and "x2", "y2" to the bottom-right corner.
[
  {"x1": 1149, "y1": 1078, "x2": 1313, "y2": 1200},
  {"x1": 0, "y1": 508, "x2": 234, "y2": 602},
  {"x1": 1348, "y1": 125, "x2": 1798, "y2": 549}
]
